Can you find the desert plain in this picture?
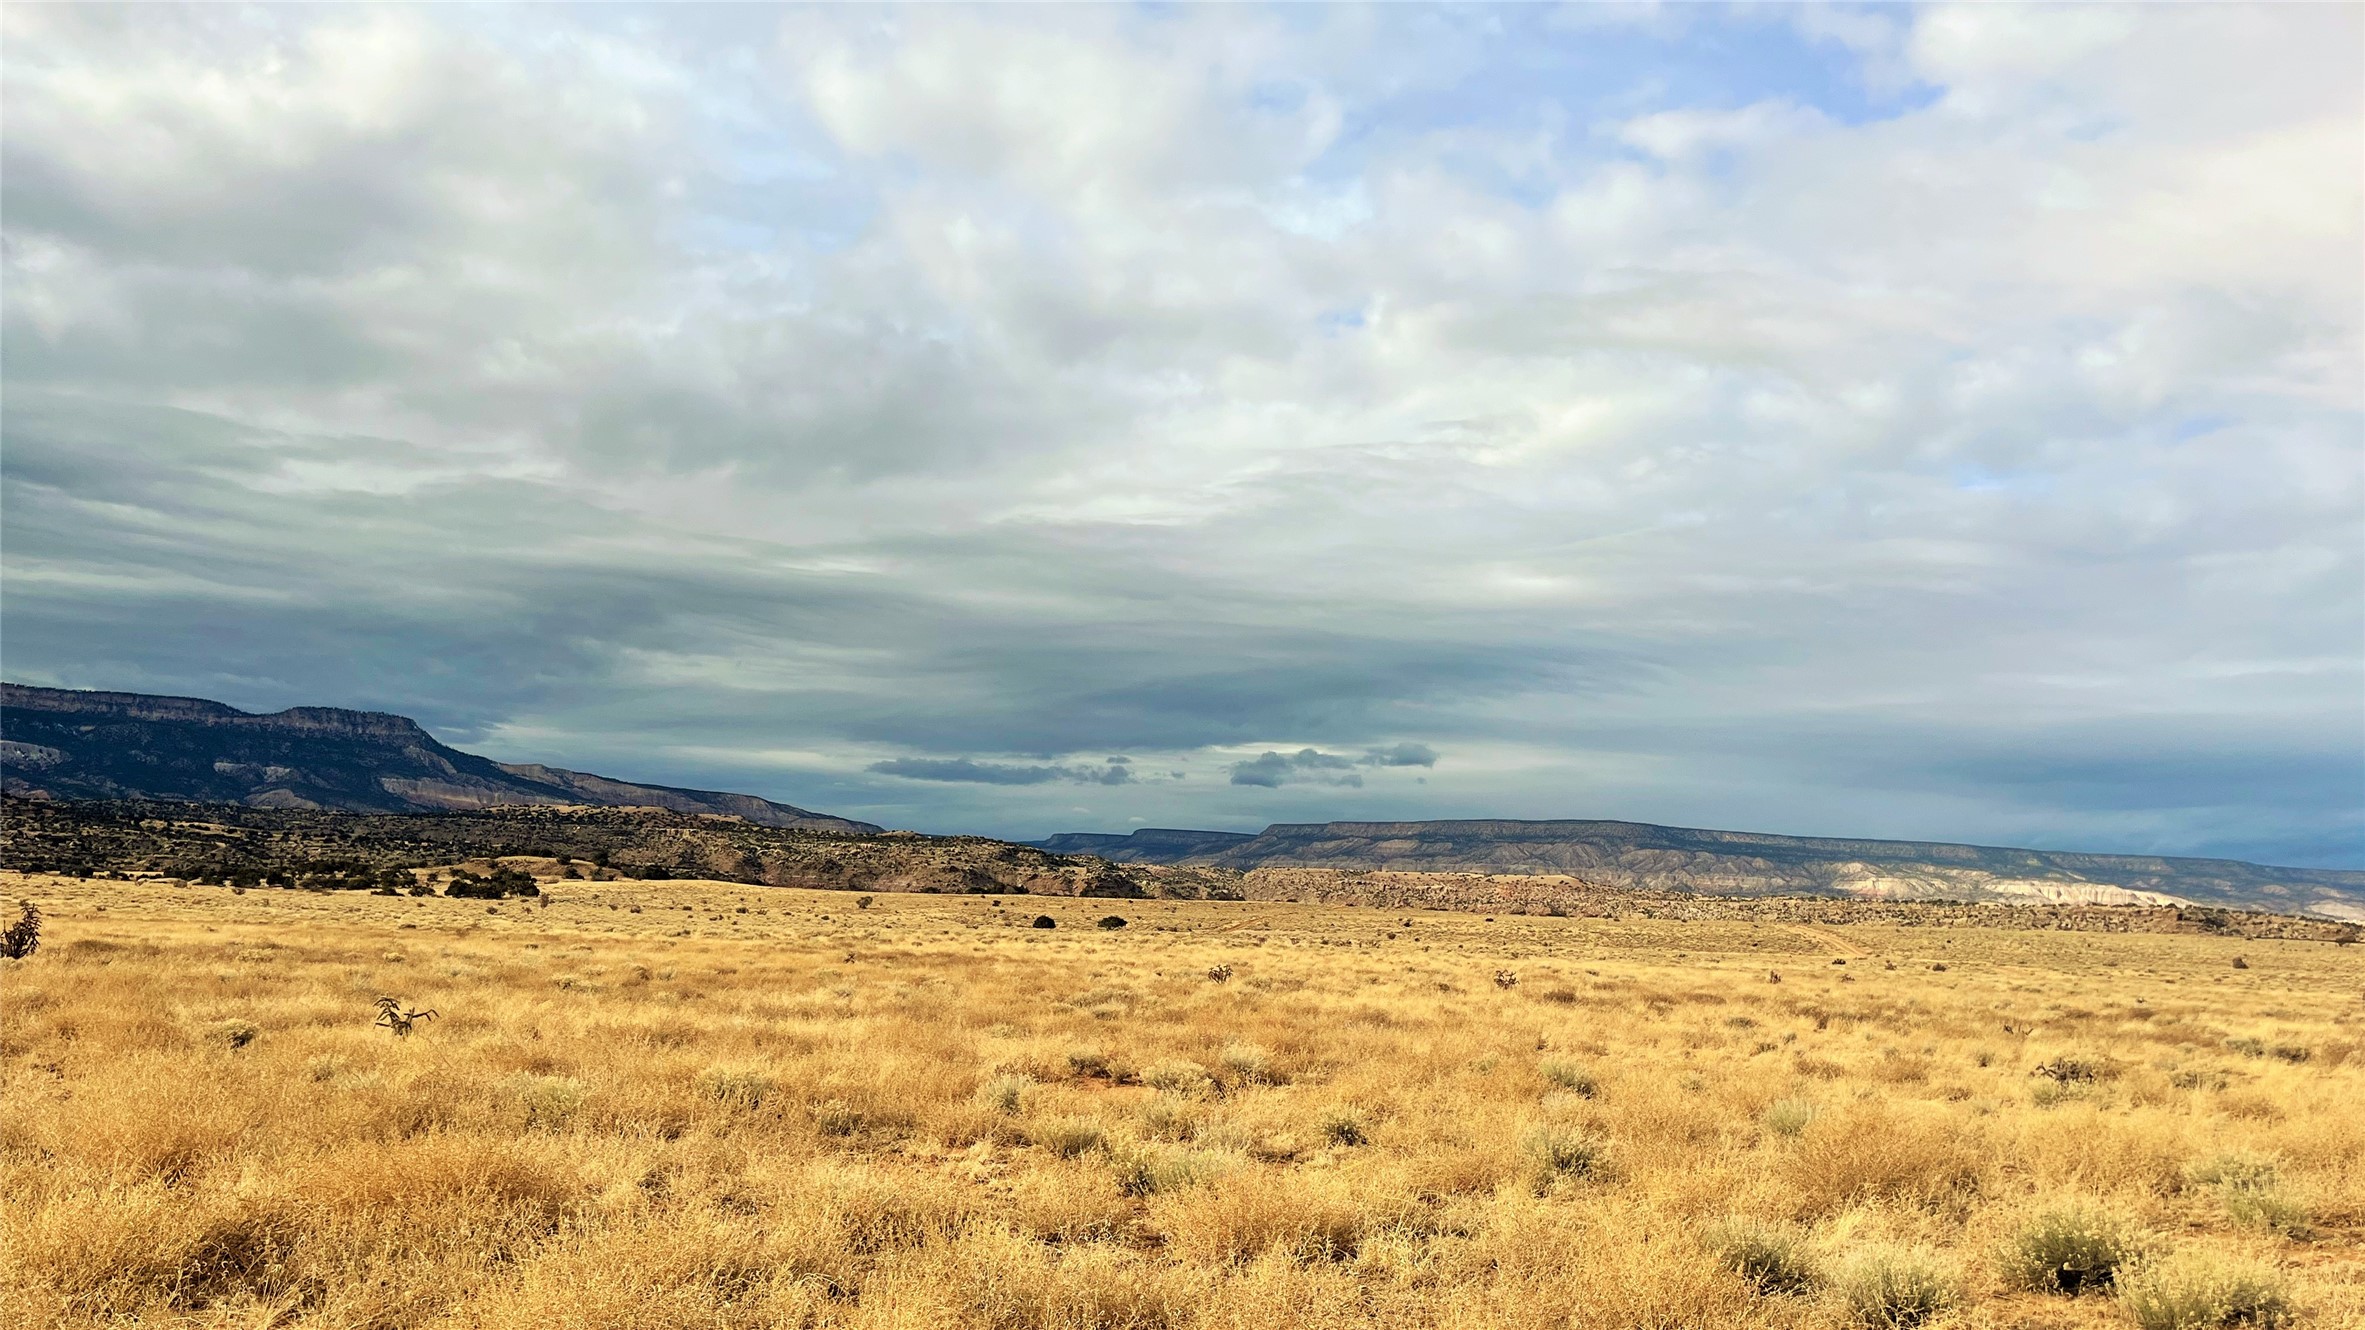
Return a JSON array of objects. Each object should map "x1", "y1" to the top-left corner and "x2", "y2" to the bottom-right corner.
[{"x1": 3, "y1": 870, "x2": 2360, "y2": 1329}]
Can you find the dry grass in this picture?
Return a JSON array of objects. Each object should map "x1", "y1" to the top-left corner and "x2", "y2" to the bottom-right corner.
[{"x1": 4, "y1": 870, "x2": 2362, "y2": 1329}]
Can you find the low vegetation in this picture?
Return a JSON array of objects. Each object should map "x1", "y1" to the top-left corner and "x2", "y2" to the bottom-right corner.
[{"x1": 3, "y1": 869, "x2": 2358, "y2": 1328}]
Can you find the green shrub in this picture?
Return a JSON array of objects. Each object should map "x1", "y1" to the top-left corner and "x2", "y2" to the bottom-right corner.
[
  {"x1": 1837, "y1": 1248, "x2": 1955, "y2": 1328},
  {"x1": 2187, "y1": 1154, "x2": 2279, "y2": 1191},
  {"x1": 1763, "y1": 1098, "x2": 1817, "y2": 1138},
  {"x1": 2222, "y1": 1188, "x2": 2310, "y2": 1237},
  {"x1": 2003, "y1": 1202, "x2": 2139, "y2": 1295},
  {"x1": 1703, "y1": 1217, "x2": 1820, "y2": 1294},
  {"x1": 1522, "y1": 1125, "x2": 1605, "y2": 1191},
  {"x1": 2188, "y1": 1155, "x2": 2310, "y2": 1236},
  {"x1": 1538, "y1": 1057, "x2": 1597, "y2": 1096},
  {"x1": 2031, "y1": 1081, "x2": 2090, "y2": 1108},
  {"x1": 1109, "y1": 1143, "x2": 1217, "y2": 1196},
  {"x1": 2118, "y1": 1252, "x2": 2295, "y2": 1330},
  {"x1": 1318, "y1": 1107, "x2": 1367, "y2": 1147},
  {"x1": 974, "y1": 1072, "x2": 1032, "y2": 1115}
]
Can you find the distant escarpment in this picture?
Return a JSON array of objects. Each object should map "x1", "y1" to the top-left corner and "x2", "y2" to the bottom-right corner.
[
  {"x1": 0, "y1": 797, "x2": 1243, "y2": 899},
  {"x1": 1045, "y1": 819, "x2": 2365, "y2": 921},
  {"x1": 8, "y1": 798, "x2": 2354, "y2": 941},
  {"x1": 1, "y1": 683, "x2": 875, "y2": 833}
]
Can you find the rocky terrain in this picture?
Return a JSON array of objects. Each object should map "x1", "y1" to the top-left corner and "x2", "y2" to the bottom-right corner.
[
  {"x1": 0, "y1": 796, "x2": 1236, "y2": 899},
  {"x1": 1043, "y1": 819, "x2": 2365, "y2": 920},
  {"x1": 0, "y1": 683, "x2": 873, "y2": 832},
  {"x1": 6, "y1": 796, "x2": 2354, "y2": 942}
]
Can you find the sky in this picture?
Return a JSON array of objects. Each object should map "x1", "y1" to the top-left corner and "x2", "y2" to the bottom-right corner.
[{"x1": 2, "y1": 4, "x2": 2360, "y2": 866}]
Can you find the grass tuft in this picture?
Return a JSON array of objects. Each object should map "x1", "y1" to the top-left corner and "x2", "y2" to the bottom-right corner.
[
  {"x1": 1836, "y1": 1248, "x2": 1955, "y2": 1328},
  {"x1": 1702, "y1": 1217, "x2": 1820, "y2": 1295},
  {"x1": 2119, "y1": 1252, "x2": 2296, "y2": 1330},
  {"x1": 2003, "y1": 1201, "x2": 2139, "y2": 1295}
]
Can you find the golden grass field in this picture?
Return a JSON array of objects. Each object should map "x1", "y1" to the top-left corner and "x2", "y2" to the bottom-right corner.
[{"x1": 4, "y1": 869, "x2": 2361, "y2": 1329}]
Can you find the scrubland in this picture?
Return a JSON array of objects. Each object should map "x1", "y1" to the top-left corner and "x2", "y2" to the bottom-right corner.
[{"x1": 3, "y1": 871, "x2": 2361, "y2": 1329}]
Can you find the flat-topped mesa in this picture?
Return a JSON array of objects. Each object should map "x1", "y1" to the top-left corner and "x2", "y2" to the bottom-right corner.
[
  {"x1": 0, "y1": 683, "x2": 878, "y2": 833},
  {"x1": 3, "y1": 683, "x2": 424, "y2": 735},
  {"x1": 1041, "y1": 818, "x2": 2365, "y2": 921}
]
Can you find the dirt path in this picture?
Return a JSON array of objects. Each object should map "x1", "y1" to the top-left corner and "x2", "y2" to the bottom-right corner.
[{"x1": 1786, "y1": 923, "x2": 1871, "y2": 958}]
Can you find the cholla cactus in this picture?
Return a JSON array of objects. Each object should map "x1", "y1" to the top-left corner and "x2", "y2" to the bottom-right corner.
[
  {"x1": 1494, "y1": 970, "x2": 1519, "y2": 989},
  {"x1": 0, "y1": 901, "x2": 39, "y2": 960},
  {"x1": 373, "y1": 996, "x2": 438, "y2": 1037},
  {"x1": 1205, "y1": 964, "x2": 1233, "y2": 983}
]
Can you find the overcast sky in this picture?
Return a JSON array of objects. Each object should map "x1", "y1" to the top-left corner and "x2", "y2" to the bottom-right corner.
[{"x1": 3, "y1": 4, "x2": 2359, "y2": 864}]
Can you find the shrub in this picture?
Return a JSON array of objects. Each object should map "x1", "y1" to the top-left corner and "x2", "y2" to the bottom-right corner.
[
  {"x1": 1218, "y1": 1041, "x2": 1273, "y2": 1085},
  {"x1": 514, "y1": 1074, "x2": 585, "y2": 1129},
  {"x1": 696, "y1": 1066, "x2": 778, "y2": 1109},
  {"x1": 1140, "y1": 1096, "x2": 1199, "y2": 1142},
  {"x1": 2031, "y1": 1081, "x2": 2089, "y2": 1109},
  {"x1": 2003, "y1": 1202, "x2": 2139, "y2": 1294},
  {"x1": 1110, "y1": 1143, "x2": 1217, "y2": 1196},
  {"x1": 1142, "y1": 1059, "x2": 1213, "y2": 1097},
  {"x1": 1065, "y1": 1047, "x2": 1114, "y2": 1079},
  {"x1": 1, "y1": 900, "x2": 42, "y2": 959},
  {"x1": 975, "y1": 1072, "x2": 1032, "y2": 1115},
  {"x1": 2190, "y1": 1154, "x2": 2310, "y2": 1236},
  {"x1": 2033, "y1": 1057, "x2": 2112, "y2": 1083},
  {"x1": 1317, "y1": 1107, "x2": 1367, "y2": 1147},
  {"x1": 2119, "y1": 1252, "x2": 2295, "y2": 1330},
  {"x1": 1539, "y1": 1057, "x2": 1597, "y2": 1096},
  {"x1": 1033, "y1": 1118, "x2": 1104, "y2": 1159},
  {"x1": 445, "y1": 865, "x2": 539, "y2": 899},
  {"x1": 1763, "y1": 1098, "x2": 1817, "y2": 1138},
  {"x1": 1703, "y1": 1217, "x2": 1820, "y2": 1294},
  {"x1": 813, "y1": 1099, "x2": 863, "y2": 1137},
  {"x1": 206, "y1": 1019, "x2": 259, "y2": 1049},
  {"x1": 1096, "y1": 915, "x2": 1127, "y2": 929},
  {"x1": 855, "y1": 895, "x2": 874, "y2": 909},
  {"x1": 1837, "y1": 1248, "x2": 1955, "y2": 1328},
  {"x1": 2222, "y1": 1188, "x2": 2310, "y2": 1236},
  {"x1": 1523, "y1": 1125, "x2": 1605, "y2": 1191}
]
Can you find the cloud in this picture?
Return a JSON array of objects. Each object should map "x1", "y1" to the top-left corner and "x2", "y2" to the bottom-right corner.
[
  {"x1": 869, "y1": 757, "x2": 1135, "y2": 787},
  {"x1": 1, "y1": 5, "x2": 2356, "y2": 862},
  {"x1": 1230, "y1": 749, "x2": 1366, "y2": 789}
]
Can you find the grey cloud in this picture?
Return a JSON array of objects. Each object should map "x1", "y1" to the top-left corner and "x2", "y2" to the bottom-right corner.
[
  {"x1": 1362, "y1": 742, "x2": 1439, "y2": 768},
  {"x1": 1229, "y1": 749, "x2": 1367, "y2": 789},
  {"x1": 869, "y1": 757, "x2": 1135, "y2": 786}
]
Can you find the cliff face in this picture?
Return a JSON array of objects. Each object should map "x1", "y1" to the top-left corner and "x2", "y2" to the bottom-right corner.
[
  {"x1": 0, "y1": 683, "x2": 878, "y2": 833},
  {"x1": 1045, "y1": 819, "x2": 2365, "y2": 920},
  {"x1": 1035, "y1": 828, "x2": 1256, "y2": 859}
]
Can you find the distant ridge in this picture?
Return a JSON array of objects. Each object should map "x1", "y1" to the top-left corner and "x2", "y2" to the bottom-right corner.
[
  {"x1": 1041, "y1": 818, "x2": 2365, "y2": 920},
  {"x1": 0, "y1": 683, "x2": 879, "y2": 833}
]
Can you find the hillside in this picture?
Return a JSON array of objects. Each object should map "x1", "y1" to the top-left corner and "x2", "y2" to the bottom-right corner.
[
  {"x1": 1043, "y1": 818, "x2": 2365, "y2": 920},
  {"x1": 0, "y1": 796, "x2": 1247, "y2": 899},
  {"x1": 0, "y1": 683, "x2": 877, "y2": 832}
]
